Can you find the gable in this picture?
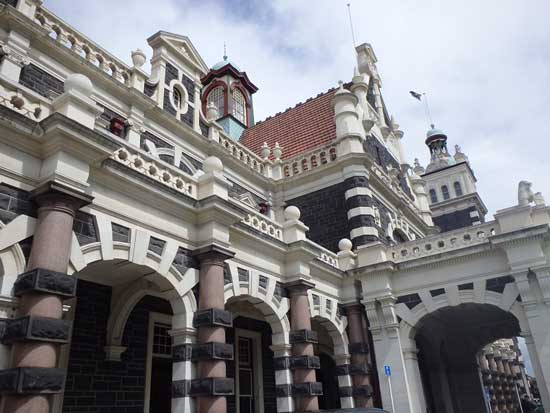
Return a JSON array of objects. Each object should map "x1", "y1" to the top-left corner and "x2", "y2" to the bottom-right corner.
[{"x1": 148, "y1": 31, "x2": 209, "y2": 76}]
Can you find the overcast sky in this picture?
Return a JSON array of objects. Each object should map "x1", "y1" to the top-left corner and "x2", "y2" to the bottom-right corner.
[{"x1": 45, "y1": 0, "x2": 550, "y2": 217}]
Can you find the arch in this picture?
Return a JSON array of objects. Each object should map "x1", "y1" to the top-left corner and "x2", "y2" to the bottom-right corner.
[
  {"x1": 202, "y1": 79, "x2": 228, "y2": 117},
  {"x1": 429, "y1": 188, "x2": 438, "y2": 204},
  {"x1": 0, "y1": 218, "x2": 29, "y2": 296},
  {"x1": 454, "y1": 181, "x2": 463, "y2": 197},
  {"x1": 223, "y1": 262, "x2": 290, "y2": 345},
  {"x1": 441, "y1": 185, "x2": 450, "y2": 200},
  {"x1": 167, "y1": 79, "x2": 189, "y2": 116},
  {"x1": 308, "y1": 291, "x2": 349, "y2": 357},
  {"x1": 230, "y1": 81, "x2": 251, "y2": 126}
]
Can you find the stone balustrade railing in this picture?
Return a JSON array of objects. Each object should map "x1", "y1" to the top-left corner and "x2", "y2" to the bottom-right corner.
[
  {"x1": 110, "y1": 147, "x2": 197, "y2": 197},
  {"x1": 316, "y1": 245, "x2": 340, "y2": 269},
  {"x1": 34, "y1": 6, "x2": 131, "y2": 85},
  {"x1": 217, "y1": 133, "x2": 269, "y2": 175},
  {"x1": 241, "y1": 210, "x2": 283, "y2": 241},
  {"x1": 0, "y1": 75, "x2": 51, "y2": 121},
  {"x1": 281, "y1": 143, "x2": 338, "y2": 178},
  {"x1": 388, "y1": 221, "x2": 500, "y2": 263}
]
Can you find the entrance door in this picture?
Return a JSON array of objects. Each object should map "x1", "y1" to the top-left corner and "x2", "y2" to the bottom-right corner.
[{"x1": 235, "y1": 330, "x2": 263, "y2": 413}]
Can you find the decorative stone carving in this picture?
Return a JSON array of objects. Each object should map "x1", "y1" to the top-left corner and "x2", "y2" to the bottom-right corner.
[
  {"x1": 131, "y1": 49, "x2": 146, "y2": 68},
  {"x1": 518, "y1": 181, "x2": 539, "y2": 206}
]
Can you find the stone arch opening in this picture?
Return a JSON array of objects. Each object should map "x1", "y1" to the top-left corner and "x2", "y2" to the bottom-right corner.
[{"x1": 413, "y1": 303, "x2": 521, "y2": 413}]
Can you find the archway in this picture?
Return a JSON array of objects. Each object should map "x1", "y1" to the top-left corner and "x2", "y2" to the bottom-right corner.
[
  {"x1": 312, "y1": 318, "x2": 341, "y2": 410},
  {"x1": 413, "y1": 303, "x2": 521, "y2": 413}
]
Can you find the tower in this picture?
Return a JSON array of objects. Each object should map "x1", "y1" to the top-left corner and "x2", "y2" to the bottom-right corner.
[
  {"x1": 201, "y1": 54, "x2": 258, "y2": 140},
  {"x1": 414, "y1": 126, "x2": 487, "y2": 232}
]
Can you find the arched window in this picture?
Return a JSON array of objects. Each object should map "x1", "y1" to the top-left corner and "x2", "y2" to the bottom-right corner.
[
  {"x1": 207, "y1": 86, "x2": 225, "y2": 117},
  {"x1": 172, "y1": 87, "x2": 183, "y2": 110},
  {"x1": 454, "y1": 181, "x2": 463, "y2": 197},
  {"x1": 429, "y1": 189, "x2": 438, "y2": 204},
  {"x1": 441, "y1": 185, "x2": 450, "y2": 200},
  {"x1": 232, "y1": 88, "x2": 246, "y2": 125}
]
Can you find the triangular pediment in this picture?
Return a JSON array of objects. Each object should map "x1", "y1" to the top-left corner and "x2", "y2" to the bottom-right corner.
[
  {"x1": 148, "y1": 31, "x2": 208, "y2": 76},
  {"x1": 238, "y1": 192, "x2": 259, "y2": 209}
]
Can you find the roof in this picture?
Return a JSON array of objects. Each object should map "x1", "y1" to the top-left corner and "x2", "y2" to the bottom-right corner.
[
  {"x1": 240, "y1": 87, "x2": 338, "y2": 160},
  {"x1": 212, "y1": 56, "x2": 241, "y2": 72}
]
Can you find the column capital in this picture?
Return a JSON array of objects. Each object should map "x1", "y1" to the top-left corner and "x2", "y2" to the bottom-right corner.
[
  {"x1": 30, "y1": 181, "x2": 93, "y2": 212},
  {"x1": 192, "y1": 244, "x2": 235, "y2": 265},
  {"x1": 283, "y1": 279, "x2": 315, "y2": 296}
]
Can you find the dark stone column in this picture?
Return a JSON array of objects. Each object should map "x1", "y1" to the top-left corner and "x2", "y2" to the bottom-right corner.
[
  {"x1": 344, "y1": 303, "x2": 374, "y2": 408},
  {"x1": 1, "y1": 182, "x2": 92, "y2": 413},
  {"x1": 285, "y1": 280, "x2": 321, "y2": 412},
  {"x1": 343, "y1": 175, "x2": 379, "y2": 248},
  {"x1": 191, "y1": 245, "x2": 235, "y2": 413}
]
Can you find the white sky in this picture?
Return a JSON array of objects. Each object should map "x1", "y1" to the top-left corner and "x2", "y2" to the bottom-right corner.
[{"x1": 45, "y1": 0, "x2": 550, "y2": 216}]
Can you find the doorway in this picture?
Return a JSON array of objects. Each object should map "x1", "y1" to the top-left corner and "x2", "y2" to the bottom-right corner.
[{"x1": 235, "y1": 329, "x2": 264, "y2": 413}]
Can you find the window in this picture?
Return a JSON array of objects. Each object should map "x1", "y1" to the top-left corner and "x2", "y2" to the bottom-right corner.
[
  {"x1": 207, "y1": 86, "x2": 225, "y2": 117},
  {"x1": 429, "y1": 189, "x2": 438, "y2": 204},
  {"x1": 232, "y1": 88, "x2": 246, "y2": 124},
  {"x1": 454, "y1": 181, "x2": 463, "y2": 197},
  {"x1": 172, "y1": 87, "x2": 183, "y2": 110},
  {"x1": 441, "y1": 185, "x2": 450, "y2": 200}
]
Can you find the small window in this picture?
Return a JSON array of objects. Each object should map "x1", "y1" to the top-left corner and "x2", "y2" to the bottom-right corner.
[
  {"x1": 429, "y1": 189, "x2": 438, "y2": 204},
  {"x1": 207, "y1": 86, "x2": 225, "y2": 117},
  {"x1": 152, "y1": 323, "x2": 172, "y2": 357},
  {"x1": 173, "y1": 87, "x2": 183, "y2": 110},
  {"x1": 454, "y1": 181, "x2": 463, "y2": 197},
  {"x1": 441, "y1": 185, "x2": 450, "y2": 200},
  {"x1": 232, "y1": 88, "x2": 246, "y2": 125}
]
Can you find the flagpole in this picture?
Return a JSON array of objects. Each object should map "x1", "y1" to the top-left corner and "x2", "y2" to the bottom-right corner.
[
  {"x1": 423, "y1": 92, "x2": 434, "y2": 128},
  {"x1": 347, "y1": 3, "x2": 357, "y2": 49}
]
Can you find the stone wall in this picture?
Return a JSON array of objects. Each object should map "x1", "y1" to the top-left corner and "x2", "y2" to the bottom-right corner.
[
  {"x1": 287, "y1": 183, "x2": 350, "y2": 252},
  {"x1": 63, "y1": 280, "x2": 172, "y2": 413},
  {"x1": 433, "y1": 205, "x2": 479, "y2": 232}
]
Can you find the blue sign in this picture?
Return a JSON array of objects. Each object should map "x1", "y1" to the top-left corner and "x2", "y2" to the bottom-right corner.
[{"x1": 384, "y1": 365, "x2": 391, "y2": 376}]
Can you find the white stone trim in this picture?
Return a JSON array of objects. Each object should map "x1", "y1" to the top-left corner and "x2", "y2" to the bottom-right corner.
[
  {"x1": 345, "y1": 186, "x2": 372, "y2": 199},
  {"x1": 347, "y1": 206, "x2": 375, "y2": 219},
  {"x1": 350, "y1": 226, "x2": 379, "y2": 239}
]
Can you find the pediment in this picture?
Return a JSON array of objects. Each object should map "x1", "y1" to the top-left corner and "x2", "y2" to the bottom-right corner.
[
  {"x1": 238, "y1": 192, "x2": 259, "y2": 209},
  {"x1": 148, "y1": 31, "x2": 209, "y2": 76}
]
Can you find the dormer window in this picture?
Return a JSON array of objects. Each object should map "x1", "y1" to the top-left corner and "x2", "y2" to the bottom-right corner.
[
  {"x1": 207, "y1": 86, "x2": 225, "y2": 117},
  {"x1": 441, "y1": 185, "x2": 450, "y2": 200},
  {"x1": 232, "y1": 88, "x2": 246, "y2": 125}
]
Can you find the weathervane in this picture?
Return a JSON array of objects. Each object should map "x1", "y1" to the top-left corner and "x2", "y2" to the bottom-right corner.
[
  {"x1": 223, "y1": 42, "x2": 227, "y2": 61},
  {"x1": 410, "y1": 90, "x2": 434, "y2": 128}
]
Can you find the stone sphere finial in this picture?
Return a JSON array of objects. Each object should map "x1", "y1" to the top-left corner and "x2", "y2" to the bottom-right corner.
[
  {"x1": 338, "y1": 238, "x2": 353, "y2": 252},
  {"x1": 131, "y1": 49, "x2": 146, "y2": 68},
  {"x1": 64, "y1": 73, "x2": 94, "y2": 96},
  {"x1": 203, "y1": 156, "x2": 223, "y2": 173},
  {"x1": 273, "y1": 142, "x2": 282, "y2": 160},
  {"x1": 260, "y1": 142, "x2": 270, "y2": 160},
  {"x1": 284, "y1": 205, "x2": 301, "y2": 221}
]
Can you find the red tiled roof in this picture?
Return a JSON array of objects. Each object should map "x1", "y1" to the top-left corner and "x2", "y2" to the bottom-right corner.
[{"x1": 240, "y1": 88, "x2": 338, "y2": 160}]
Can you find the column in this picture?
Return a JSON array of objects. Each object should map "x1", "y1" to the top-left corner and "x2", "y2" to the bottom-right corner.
[
  {"x1": 171, "y1": 327, "x2": 196, "y2": 413},
  {"x1": 285, "y1": 280, "x2": 321, "y2": 413},
  {"x1": 333, "y1": 354, "x2": 354, "y2": 409},
  {"x1": 272, "y1": 343, "x2": 294, "y2": 413},
  {"x1": 343, "y1": 173, "x2": 379, "y2": 248},
  {"x1": 344, "y1": 303, "x2": 374, "y2": 408},
  {"x1": 190, "y1": 245, "x2": 235, "y2": 413},
  {"x1": 402, "y1": 346, "x2": 428, "y2": 413},
  {"x1": 0, "y1": 182, "x2": 92, "y2": 413}
]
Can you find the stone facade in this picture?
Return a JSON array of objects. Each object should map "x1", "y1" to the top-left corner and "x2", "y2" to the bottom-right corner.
[{"x1": 0, "y1": 3, "x2": 546, "y2": 413}]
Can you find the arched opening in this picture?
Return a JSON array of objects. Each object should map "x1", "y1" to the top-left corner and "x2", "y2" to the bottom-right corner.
[
  {"x1": 61, "y1": 258, "x2": 191, "y2": 413},
  {"x1": 414, "y1": 303, "x2": 522, "y2": 413},
  {"x1": 312, "y1": 318, "x2": 341, "y2": 410},
  {"x1": 225, "y1": 297, "x2": 280, "y2": 413}
]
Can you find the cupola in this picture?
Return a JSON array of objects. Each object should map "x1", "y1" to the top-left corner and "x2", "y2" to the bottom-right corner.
[{"x1": 201, "y1": 53, "x2": 258, "y2": 140}]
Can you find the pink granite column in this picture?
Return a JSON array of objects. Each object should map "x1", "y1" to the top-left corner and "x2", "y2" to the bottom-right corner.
[
  {"x1": 345, "y1": 303, "x2": 374, "y2": 408},
  {"x1": 286, "y1": 280, "x2": 319, "y2": 413},
  {"x1": 192, "y1": 246, "x2": 234, "y2": 413},
  {"x1": 3, "y1": 183, "x2": 91, "y2": 413}
]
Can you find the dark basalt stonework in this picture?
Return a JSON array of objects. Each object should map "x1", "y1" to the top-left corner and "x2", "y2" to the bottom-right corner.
[
  {"x1": 144, "y1": 81, "x2": 156, "y2": 97},
  {"x1": 63, "y1": 280, "x2": 173, "y2": 412},
  {"x1": 172, "y1": 246, "x2": 198, "y2": 275},
  {"x1": 292, "y1": 382, "x2": 323, "y2": 396},
  {"x1": 3, "y1": 316, "x2": 70, "y2": 344},
  {"x1": 287, "y1": 183, "x2": 350, "y2": 253},
  {"x1": 140, "y1": 130, "x2": 174, "y2": 151},
  {"x1": 0, "y1": 367, "x2": 65, "y2": 394},
  {"x1": 180, "y1": 106, "x2": 194, "y2": 128},
  {"x1": 19, "y1": 64, "x2": 64, "y2": 98},
  {"x1": 189, "y1": 377, "x2": 234, "y2": 396},
  {"x1": 0, "y1": 184, "x2": 36, "y2": 224},
  {"x1": 73, "y1": 211, "x2": 98, "y2": 246},
  {"x1": 433, "y1": 206, "x2": 480, "y2": 232},
  {"x1": 289, "y1": 329, "x2": 318, "y2": 344},
  {"x1": 396, "y1": 293, "x2": 422, "y2": 310},
  {"x1": 349, "y1": 363, "x2": 371, "y2": 376},
  {"x1": 14, "y1": 268, "x2": 77, "y2": 298},
  {"x1": 191, "y1": 342, "x2": 234, "y2": 361},
  {"x1": 348, "y1": 342, "x2": 370, "y2": 355},
  {"x1": 200, "y1": 119, "x2": 209, "y2": 137},
  {"x1": 339, "y1": 386, "x2": 353, "y2": 397},
  {"x1": 228, "y1": 180, "x2": 266, "y2": 205},
  {"x1": 363, "y1": 135, "x2": 413, "y2": 199},
  {"x1": 193, "y1": 308, "x2": 233, "y2": 328},
  {"x1": 289, "y1": 355, "x2": 321, "y2": 370},
  {"x1": 352, "y1": 384, "x2": 374, "y2": 397},
  {"x1": 336, "y1": 364, "x2": 350, "y2": 376},
  {"x1": 486, "y1": 275, "x2": 515, "y2": 294},
  {"x1": 165, "y1": 63, "x2": 179, "y2": 86},
  {"x1": 148, "y1": 236, "x2": 166, "y2": 255},
  {"x1": 163, "y1": 89, "x2": 177, "y2": 116},
  {"x1": 172, "y1": 379, "x2": 190, "y2": 398},
  {"x1": 111, "y1": 222, "x2": 130, "y2": 243},
  {"x1": 173, "y1": 344, "x2": 193, "y2": 362},
  {"x1": 0, "y1": 0, "x2": 18, "y2": 7}
]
